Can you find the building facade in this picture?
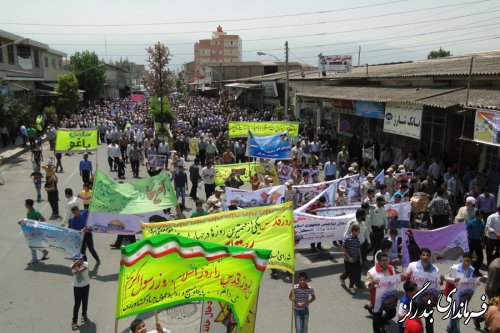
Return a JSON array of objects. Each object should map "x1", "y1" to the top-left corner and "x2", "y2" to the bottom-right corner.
[
  {"x1": 193, "y1": 25, "x2": 242, "y2": 79},
  {"x1": 0, "y1": 29, "x2": 66, "y2": 109}
]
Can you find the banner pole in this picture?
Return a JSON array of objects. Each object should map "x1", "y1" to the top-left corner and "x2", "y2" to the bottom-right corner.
[
  {"x1": 114, "y1": 319, "x2": 118, "y2": 333},
  {"x1": 154, "y1": 310, "x2": 159, "y2": 326},
  {"x1": 290, "y1": 273, "x2": 295, "y2": 333}
]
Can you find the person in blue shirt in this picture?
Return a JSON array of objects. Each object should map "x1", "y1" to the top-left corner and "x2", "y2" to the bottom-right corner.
[
  {"x1": 79, "y1": 154, "x2": 93, "y2": 184},
  {"x1": 466, "y1": 210, "x2": 486, "y2": 276},
  {"x1": 69, "y1": 206, "x2": 100, "y2": 265},
  {"x1": 398, "y1": 280, "x2": 418, "y2": 333}
]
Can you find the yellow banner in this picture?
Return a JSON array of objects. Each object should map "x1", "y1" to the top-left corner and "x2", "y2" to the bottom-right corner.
[
  {"x1": 214, "y1": 162, "x2": 280, "y2": 186},
  {"x1": 55, "y1": 128, "x2": 98, "y2": 152},
  {"x1": 142, "y1": 202, "x2": 295, "y2": 274},
  {"x1": 189, "y1": 138, "x2": 199, "y2": 155},
  {"x1": 228, "y1": 122, "x2": 299, "y2": 138}
]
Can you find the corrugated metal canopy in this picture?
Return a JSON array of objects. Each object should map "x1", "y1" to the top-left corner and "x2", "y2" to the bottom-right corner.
[{"x1": 296, "y1": 86, "x2": 464, "y2": 108}]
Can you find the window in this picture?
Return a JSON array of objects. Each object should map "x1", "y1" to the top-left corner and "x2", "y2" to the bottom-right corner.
[
  {"x1": 0, "y1": 42, "x2": 3, "y2": 63},
  {"x1": 18, "y1": 46, "x2": 30, "y2": 59},
  {"x1": 52, "y1": 58, "x2": 56, "y2": 68},
  {"x1": 44, "y1": 56, "x2": 48, "y2": 68},
  {"x1": 7, "y1": 45, "x2": 15, "y2": 64},
  {"x1": 34, "y1": 50, "x2": 40, "y2": 68},
  {"x1": 230, "y1": 41, "x2": 233, "y2": 45}
]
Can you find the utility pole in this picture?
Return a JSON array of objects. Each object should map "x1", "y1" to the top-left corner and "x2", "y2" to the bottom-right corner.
[
  {"x1": 285, "y1": 41, "x2": 289, "y2": 119},
  {"x1": 158, "y1": 45, "x2": 164, "y2": 131},
  {"x1": 358, "y1": 46, "x2": 361, "y2": 67}
]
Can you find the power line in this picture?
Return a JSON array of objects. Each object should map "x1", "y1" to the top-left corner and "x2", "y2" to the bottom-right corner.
[
  {"x1": 0, "y1": 0, "x2": 408, "y2": 27},
  {"x1": 5, "y1": 0, "x2": 489, "y2": 37}
]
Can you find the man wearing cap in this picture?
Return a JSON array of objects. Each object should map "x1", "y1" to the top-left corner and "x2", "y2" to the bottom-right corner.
[
  {"x1": 336, "y1": 185, "x2": 348, "y2": 206},
  {"x1": 485, "y1": 206, "x2": 500, "y2": 266},
  {"x1": 207, "y1": 187, "x2": 224, "y2": 212},
  {"x1": 323, "y1": 155, "x2": 337, "y2": 181},
  {"x1": 455, "y1": 197, "x2": 477, "y2": 223},
  {"x1": 361, "y1": 173, "x2": 377, "y2": 201},
  {"x1": 368, "y1": 196, "x2": 389, "y2": 261},
  {"x1": 79, "y1": 154, "x2": 93, "y2": 185}
]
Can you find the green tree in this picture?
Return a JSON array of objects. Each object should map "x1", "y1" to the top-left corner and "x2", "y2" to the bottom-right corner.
[
  {"x1": 427, "y1": 47, "x2": 451, "y2": 59},
  {"x1": 70, "y1": 51, "x2": 106, "y2": 101},
  {"x1": 0, "y1": 96, "x2": 33, "y2": 129},
  {"x1": 55, "y1": 72, "x2": 80, "y2": 116}
]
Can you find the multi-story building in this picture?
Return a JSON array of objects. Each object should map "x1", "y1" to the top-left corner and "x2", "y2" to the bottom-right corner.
[
  {"x1": 105, "y1": 64, "x2": 132, "y2": 99},
  {"x1": 0, "y1": 29, "x2": 66, "y2": 108},
  {"x1": 193, "y1": 25, "x2": 241, "y2": 79}
]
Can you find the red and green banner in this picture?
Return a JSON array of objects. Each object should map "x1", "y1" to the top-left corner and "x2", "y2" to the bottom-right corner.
[{"x1": 116, "y1": 234, "x2": 271, "y2": 327}]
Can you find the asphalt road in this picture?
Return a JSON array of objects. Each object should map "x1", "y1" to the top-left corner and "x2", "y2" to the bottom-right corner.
[{"x1": 0, "y1": 142, "x2": 487, "y2": 333}]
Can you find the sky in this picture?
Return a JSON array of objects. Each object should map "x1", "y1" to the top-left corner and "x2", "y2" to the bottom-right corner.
[{"x1": 2, "y1": 0, "x2": 500, "y2": 70}]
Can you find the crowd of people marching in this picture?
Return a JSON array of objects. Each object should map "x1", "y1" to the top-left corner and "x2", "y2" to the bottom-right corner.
[{"x1": 13, "y1": 92, "x2": 500, "y2": 333}]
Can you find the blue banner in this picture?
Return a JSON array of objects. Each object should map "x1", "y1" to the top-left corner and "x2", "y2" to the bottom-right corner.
[
  {"x1": 355, "y1": 101, "x2": 384, "y2": 119},
  {"x1": 247, "y1": 130, "x2": 292, "y2": 159},
  {"x1": 20, "y1": 219, "x2": 84, "y2": 256}
]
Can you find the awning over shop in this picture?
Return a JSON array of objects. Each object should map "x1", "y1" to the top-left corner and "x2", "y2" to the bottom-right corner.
[
  {"x1": 224, "y1": 82, "x2": 261, "y2": 89},
  {"x1": 296, "y1": 85, "x2": 466, "y2": 108}
]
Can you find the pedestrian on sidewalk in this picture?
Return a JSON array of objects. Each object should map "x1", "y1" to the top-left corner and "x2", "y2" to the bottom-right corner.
[
  {"x1": 68, "y1": 206, "x2": 100, "y2": 265},
  {"x1": 70, "y1": 253, "x2": 90, "y2": 331},
  {"x1": 289, "y1": 271, "x2": 315, "y2": 333},
  {"x1": 18, "y1": 199, "x2": 49, "y2": 265}
]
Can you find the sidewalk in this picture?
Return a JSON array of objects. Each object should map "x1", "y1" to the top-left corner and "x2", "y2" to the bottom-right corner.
[{"x1": 0, "y1": 137, "x2": 31, "y2": 164}]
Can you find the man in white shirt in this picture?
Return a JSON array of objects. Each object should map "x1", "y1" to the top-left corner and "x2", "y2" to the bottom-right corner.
[
  {"x1": 485, "y1": 207, "x2": 500, "y2": 266},
  {"x1": 323, "y1": 155, "x2": 337, "y2": 181},
  {"x1": 107, "y1": 141, "x2": 121, "y2": 171},
  {"x1": 63, "y1": 188, "x2": 82, "y2": 226}
]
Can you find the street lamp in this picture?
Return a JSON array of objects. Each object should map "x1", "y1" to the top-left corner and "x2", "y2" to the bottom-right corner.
[{"x1": 257, "y1": 51, "x2": 281, "y2": 63}]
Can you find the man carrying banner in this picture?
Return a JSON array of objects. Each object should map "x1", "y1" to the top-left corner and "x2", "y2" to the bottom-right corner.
[
  {"x1": 129, "y1": 319, "x2": 171, "y2": 333},
  {"x1": 403, "y1": 248, "x2": 443, "y2": 333},
  {"x1": 68, "y1": 206, "x2": 100, "y2": 265},
  {"x1": 19, "y1": 199, "x2": 49, "y2": 265},
  {"x1": 365, "y1": 252, "x2": 399, "y2": 333},
  {"x1": 443, "y1": 252, "x2": 486, "y2": 333}
]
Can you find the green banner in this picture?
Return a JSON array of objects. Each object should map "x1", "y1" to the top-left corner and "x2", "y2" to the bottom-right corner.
[
  {"x1": 116, "y1": 234, "x2": 271, "y2": 328},
  {"x1": 55, "y1": 128, "x2": 98, "y2": 152},
  {"x1": 89, "y1": 170, "x2": 177, "y2": 214},
  {"x1": 142, "y1": 202, "x2": 295, "y2": 273},
  {"x1": 228, "y1": 121, "x2": 299, "y2": 138}
]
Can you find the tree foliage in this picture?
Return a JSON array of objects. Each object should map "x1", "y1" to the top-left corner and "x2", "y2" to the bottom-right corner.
[
  {"x1": 146, "y1": 42, "x2": 172, "y2": 97},
  {"x1": 427, "y1": 47, "x2": 451, "y2": 59},
  {"x1": 150, "y1": 96, "x2": 173, "y2": 124},
  {"x1": 70, "y1": 51, "x2": 106, "y2": 101},
  {"x1": 0, "y1": 95, "x2": 33, "y2": 129},
  {"x1": 55, "y1": 72, "x2": 80, "y2": 116}
]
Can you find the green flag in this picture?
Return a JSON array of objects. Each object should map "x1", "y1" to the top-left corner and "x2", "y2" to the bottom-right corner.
[
  {"x1": 89, "y1": 170, "x2": 177, "y2": 214},
  {"x1": 116, "y1": 234, "x2": 271, "y2": 327}
]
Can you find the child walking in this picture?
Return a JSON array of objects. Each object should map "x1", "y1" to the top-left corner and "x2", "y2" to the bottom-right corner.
[
  {"x1": 71, "y1": 253, "x2": 90, "y2": 330},
  {"x1": 341, "y1": 224, "x2": 362, "y2": 293},
  {"x1": 289, "y1": 271, "x2": 316, "y2": 333}
]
